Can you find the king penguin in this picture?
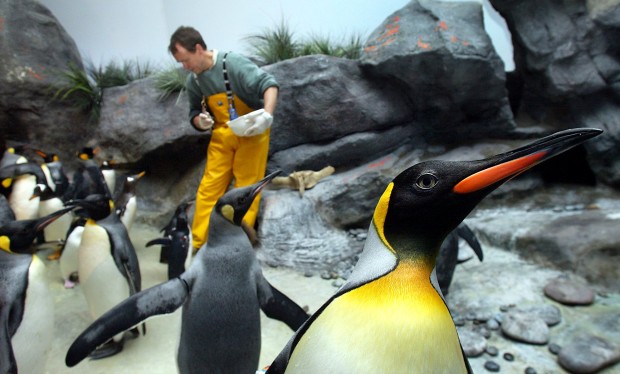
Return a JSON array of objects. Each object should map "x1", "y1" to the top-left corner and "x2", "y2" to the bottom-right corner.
[
  {"x1": 0, "y1": 161, "x2": 50, "y2": 221},
  {"x1": 0, "y1": 251, "x2": 54, "y2": 374},
  {"x1": 65, "y1": 171, "x2": 310, "y2": 373},
  {"x1": 65, "y1": 193, "x2": 143, "y2": 359},
  {"x1": 114, "y1": 171, "x2": 145, "y2": 231},
  {"x1": 266, "y1": 128, "x2": 602, "y2": 373}
]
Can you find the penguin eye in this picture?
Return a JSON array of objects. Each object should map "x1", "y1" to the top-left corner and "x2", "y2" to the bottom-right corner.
[{"x1": 415, "y1": 173, "x2": 438, "y2": 190}]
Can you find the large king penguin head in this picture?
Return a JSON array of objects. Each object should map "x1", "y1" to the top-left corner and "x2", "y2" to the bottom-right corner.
[
  {"x1": 214, "y1": 170, "x2": 281, "y2": 226},
  {"x1": 0, "y1": 206, "x2": 74, "y2": 253},
  {"x1": 378, "y1": 128, "x2": 602, "y2": 257},
  {"x1": 65, "y1": 193, "x2": 114, "y2": 221}
]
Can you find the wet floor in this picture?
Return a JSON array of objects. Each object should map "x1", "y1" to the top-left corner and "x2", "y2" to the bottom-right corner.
[{"x1": 42, "y1": 224, "x2": 338, "y2": 374}]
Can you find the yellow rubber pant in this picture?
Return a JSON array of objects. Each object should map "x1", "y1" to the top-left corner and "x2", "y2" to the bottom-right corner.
[{"x1": 191, "y1": 125, "x2": 270, "y2": 249}]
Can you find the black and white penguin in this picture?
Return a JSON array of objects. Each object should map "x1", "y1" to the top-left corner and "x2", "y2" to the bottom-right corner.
[
  {"x1": 64, "y1": 147, "x2": 112, "y2": 202},
  {"x1": 114, "y1": 171, "x2": 145, "y2": 231},
  {"x1": 0, "y1": 250, "x2": 54, "y2": 374},
  {"x1": 266, "y1": 128, "x2": 602, "y2": 373},
  {"x1": 146, "y1": 201, "x2": 192, "y2": 279},
  {"x1": 65, "y1": 193, "x2": 143, "y2": 358},
  {"x1": 65, "y1": 171, "x2": 310, "y2": 373},
  {"x1": 0, "y1": 162, "x2": 50, "y2": 221},
  {"x1": 58, "y1": 217, "x2": 86, "y2": 288},
  {"x1": 436, "y1": 222, "x2": 483, "y2": 295}
]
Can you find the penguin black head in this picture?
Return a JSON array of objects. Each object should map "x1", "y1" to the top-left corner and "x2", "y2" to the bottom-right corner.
[
  {"x1": 214, "y1": 170, "x2": 281, "y2": 226},
  {"x1": 380, "y1": 128, "x2": 603, "y2": 256},
  {"x1": 65, "y1": 194, "x2": 114, "y2": 221},
  {"x1": 77, "y1": 147, "x2": 97, "y2": 161}
]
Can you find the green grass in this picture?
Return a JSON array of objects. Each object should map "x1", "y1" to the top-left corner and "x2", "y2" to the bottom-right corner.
[
  {"x1": 245, "y1": 20, "x2": 365, "y2": 64},
  {"x1": 153, "y1": 65, "x2": 188, "y2": 102}
]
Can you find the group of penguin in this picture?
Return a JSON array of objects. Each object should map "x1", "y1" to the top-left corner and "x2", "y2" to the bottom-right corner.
[{"x1": 1, "y1": 128, "x2": 602, "y2": 373}]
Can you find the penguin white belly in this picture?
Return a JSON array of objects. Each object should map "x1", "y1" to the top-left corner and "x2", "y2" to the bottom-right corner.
[
  {"x1": 78, "y1": 223, "x2": 129, "y2": 341},
  {"x1": 60, "y1": 225, "x2": 84, "y2": 282},
  {"x1": 9, "y1": 175, "x2": 39, "y2": 220},
  {"x1": 120, "y1": 197, "x2": 137, "y2": 231},
  {"x1": 287, "y1": 263, "x2": 467, "y2": 373},
  {"x1": 39, "y1": 198, "x2": 72, "y2": 242},
  {"x1": 11, "y1": 255, "x2": 54, "y2": 374}
]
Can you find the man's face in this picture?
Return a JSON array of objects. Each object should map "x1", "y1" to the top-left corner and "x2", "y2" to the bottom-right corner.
[{"x1": 173, "y1": 43, "x2": 203, "y2": 74}]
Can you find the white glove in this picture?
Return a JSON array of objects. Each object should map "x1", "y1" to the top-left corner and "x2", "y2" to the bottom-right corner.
[
  {"x1": 195, "y1": 112, "x2": 214, "y2": 131},
  {"x1": 242, "y1": 111, "x2": 273, "y2": 137}
]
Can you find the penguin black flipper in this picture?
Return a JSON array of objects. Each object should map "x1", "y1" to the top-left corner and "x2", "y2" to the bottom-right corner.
[
  {"x1": 456, "y1": 223, "x2": 483, "y2": 261},
  {"x1": 97, "y1": 214, "x2": 142, "y2": 295},
  {"x1": 257, "y1": 279, "x2": 310, "y2": 331},
  {"x1": 65, "y1": 277, "x2": 189, "y2": 367},
  {"x1": 0, "y1": 251, "x2": 31, "y2": 374}
]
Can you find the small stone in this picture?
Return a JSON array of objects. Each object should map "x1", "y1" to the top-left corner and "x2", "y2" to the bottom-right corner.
[
  {"x1": 331, "y1": 279, "x2": 344, "y2": 288},
  {"x1": 543, "y1": 277, "x2": 595, "y2": 306},
  {"x1": 486, "y1": 318, "x2": 500, "y2": 330},
  {"x1": 486, "y1": 346, "x2": 499, "y2": 357},
  {"x1": 503, "y1": 352, "x2": 515, "y2": 361},
  {"x1": 484, "y1": 360, "x2": 500, "y2": 372},
  {"x1": 558, "y1": 334, "x2": 620, "y2": 373},
  {"x1": 548, "y1": 343, "x2": 562, "y2": 355},
  {"x1": 524, "y1": 367, "x2": 537, "y2": 374},
  {"x1": 501, "y1": 312, "x2": 549, "y2": 345},
  {"x1": 458, "y1": 328, "x2": 487, "y2": 357}
]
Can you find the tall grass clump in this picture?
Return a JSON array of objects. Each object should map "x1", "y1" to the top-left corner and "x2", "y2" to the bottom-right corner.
[{"x1": 153, "y1": 65, "x2": 188, "y2": 102}]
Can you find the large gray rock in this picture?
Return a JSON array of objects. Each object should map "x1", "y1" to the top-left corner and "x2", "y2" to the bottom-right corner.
[
  {"x1": 0, "y1": 0, "x2": 91, "y2": 169},
  {"x1": 359, "y1": 0, "x2": 515, "y2": 140}
]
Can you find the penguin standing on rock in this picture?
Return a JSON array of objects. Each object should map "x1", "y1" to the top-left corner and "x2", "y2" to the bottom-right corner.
[
  {"x1": 266, "y1": 128, "x2": 603, "y2": 373},
  {"x1": 65, "y1": 171, "x2": 310, "y2": 373},
  {"x1": 65, "y1": 193, "x2": 143, "y2": 359}
]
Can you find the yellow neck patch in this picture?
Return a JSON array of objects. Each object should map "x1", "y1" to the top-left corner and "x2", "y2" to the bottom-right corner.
[
  {"x1": 2, "y1": 178, "x2": 12, "y2": 188},
  {"x1": 0, "y1": 236, "x2": 11, "y2": 252},
  {"x1": 221, "y1": 205, "x2": 234, "y2": 223},
  {"x1": 373, "y1": 182, "x2": 395, "y2": 254}
]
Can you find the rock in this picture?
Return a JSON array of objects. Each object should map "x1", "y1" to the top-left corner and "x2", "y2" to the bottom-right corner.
[
  {"x1": 359, "y1": 0, "x2": 515, "y2": 140},
  {"x1": 457, "y1": 327, "x2": 487, "y2": 357},
  {"x1": 558, "y1": 334, "x2": 620, "y2": 374},
  {"x1": 543, "y1": 277, "x2": 596, "y2": 306},
  {"x1": 515, "y1": 304, "x2": 562, "y2": 326},
  {"x1": 501, "y1": 311, "x2": 549, "y2": 345}
]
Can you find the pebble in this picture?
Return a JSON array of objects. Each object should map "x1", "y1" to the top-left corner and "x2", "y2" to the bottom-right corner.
[
  {"x1": 558, "y1": 334, "x2": 620, "y2": 373},
  {"x1": 503, "y1": 352, "x2": 514, "y2": 361},
  {"x1": 548, "y1": 343, "x2": 562, "y2": 355},
  {"x1": 458, "y1": 328, "x2": 487, "y2": 357},
  {"x1": 486, "y1": 346, "x2": 499, "y2": 357},
  {"x1": 543, "y1": 277, "x2": 595, "y2": 305},
  {"x1": 501, "y1": 311, "x2": 549, "y2": 345},
  {"x1": 515, "y1": 304, "x2": 562, "y2": 326},
  {"x1": 484, "y1": 360, "x2": 500, "y2": 372},
  {"x1": 524, "y1": 367, "x2": 537, "y2": 374},
  {"x1": 486, "y1": 318, "x2": 500, "y2": 331}
]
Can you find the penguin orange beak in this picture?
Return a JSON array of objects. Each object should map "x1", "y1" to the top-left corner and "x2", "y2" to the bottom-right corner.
[{"x1": 453, "y1": 128, "x2": 603, "y2": 194}]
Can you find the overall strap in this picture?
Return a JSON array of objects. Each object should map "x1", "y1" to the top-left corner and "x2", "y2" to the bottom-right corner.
[{"x1": 222, "y1": 53, "x2": 238, "y2": 119}]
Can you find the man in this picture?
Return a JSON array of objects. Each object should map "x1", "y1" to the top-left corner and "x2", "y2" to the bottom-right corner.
[{"x1": 169, "y1": 26, "x2": 279, "y2": 251}]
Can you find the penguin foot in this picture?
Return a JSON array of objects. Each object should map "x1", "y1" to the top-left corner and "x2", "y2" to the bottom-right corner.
[
  {"x1": 88, "y1": 339, "x2": 124, "y2": 360},
  {"x1": 63, "y1": 279, "x2": 76, "y2": 289},
  {"x1": 47, "y1": 249, "x2": 62, "y2": 261}
]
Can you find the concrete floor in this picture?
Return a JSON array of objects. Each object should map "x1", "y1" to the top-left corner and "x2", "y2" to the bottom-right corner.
[{"x1": 42, "y1": 224, "x2": 338, "y2": 374}]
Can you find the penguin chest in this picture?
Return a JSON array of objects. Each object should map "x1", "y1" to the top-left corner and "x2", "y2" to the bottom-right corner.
[
  {"x1": 9, "y1": 175, "x2": 39, "y2": 220},
  {"x1": 78, "y1": 223, "x2": 129, "y2": 318},
  {"x1": 288, "y1": 263, "x2": 467, "y2": 373},
  {"x1": 11, "y1": 256, "x2": 54, "y2": 374}
]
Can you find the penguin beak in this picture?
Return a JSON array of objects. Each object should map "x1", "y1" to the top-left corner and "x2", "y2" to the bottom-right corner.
[
  {"x1": 35, "y1": 206, "x2": 74, "y2": 232},
  {"x1": 249, "y1": 170, "x2": 282, "y2": 200},
  {"x1": 453, "y1": 128, "x2": 603, "y2": 194}
]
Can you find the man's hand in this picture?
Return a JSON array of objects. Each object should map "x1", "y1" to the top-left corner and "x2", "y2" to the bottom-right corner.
[
  {"x1": 243, "y1": 111, "x2": 273, "y2": 137},
  {"x1": 195, "y1": 112, "x2": 214, "y2": 131}
]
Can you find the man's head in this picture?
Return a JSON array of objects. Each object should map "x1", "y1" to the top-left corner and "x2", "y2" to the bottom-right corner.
[{"x1": 169, "y1": 26, "x2": 210, "y2": 74}]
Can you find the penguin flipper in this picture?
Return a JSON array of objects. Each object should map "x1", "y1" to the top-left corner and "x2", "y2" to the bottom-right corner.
[
  {"x1": 258, "y1": 282, "x2": 310, "y2": 331},
  {"x1": 456, "y1": 223, "x2": 483, "y2": 261},
  {"x1": 65, "y1": 277, "x2": 189, "y2": 367}
]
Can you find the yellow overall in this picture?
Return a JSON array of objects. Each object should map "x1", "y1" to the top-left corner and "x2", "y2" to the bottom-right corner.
[{"x1": 192, "y1": 93, "x2": 270, "y2": 249}]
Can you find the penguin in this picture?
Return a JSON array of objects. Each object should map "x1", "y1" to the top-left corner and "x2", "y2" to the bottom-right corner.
[
  {"x1": 58, "y1": 217, "x2": 86, "y2": 288},
  {"x1": 65, "y1": 193, "x2": 143, "y2": 359},
  {"x1": 0, "y1": 250, "x2": 54, "y2": 374},
  {"x1": 64, "y1": 147, "x2": 112, "y2": 202},
  {"x1": 65, "y1": 171, "x2": 310, "y2": 373},
  {"x1": 436, "y1": 222, "x2": 483, "y2": 296},
  {"x1": 33, "y1": 148, "x2": 70, "y2": 200},
  {"x1": 114, "y1": 171, "x2": 145, "y2": 231},
  {"x1": 146, "y1": 201, "x2": 192, "y2": 279},
  {"x1": 0, "y1": 144, "x2": 28, "y2": 169},
  {"x1": 0, "y1": 206, "x2": 75, "y2": 254},
  {"x1": 157, "y1": 200, "x2": 192, "y2": 264},
  {"x1": 101, "y1": 159, "x2": 117, "y2": 195},
  {"x1": 0, "y1": 162, "x2": 50, "y2": 221},
  {"x1": 266, "y1": 128, "x2": 603, "y2": 373},
  {"x1": 0, "y1": 194, "x2": 15, "y2": 226}
]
